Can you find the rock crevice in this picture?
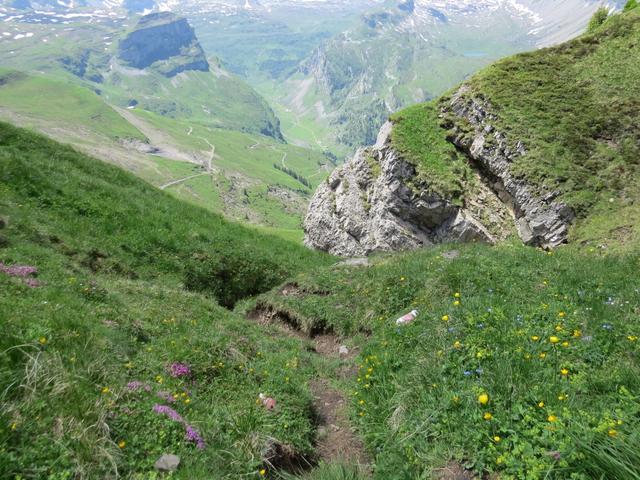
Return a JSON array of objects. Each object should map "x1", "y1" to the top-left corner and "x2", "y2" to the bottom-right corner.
[{"x1": 443, "y1": 85, "x2": 574, "y2": 248}]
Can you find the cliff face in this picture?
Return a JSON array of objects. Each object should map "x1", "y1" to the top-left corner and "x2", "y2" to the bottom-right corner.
[
  {"x1": 304, "y1": 122, "x2": 496, "y2": 257},
  {"x1": 118, "y1": 12, "x2": 209, "y2": 77},
  {"x1": 304, "y1": 87, "x2": 574, "y2": 257},
  {"x1": 444, "y1": 85, "x2": 574, "y2": 248}
]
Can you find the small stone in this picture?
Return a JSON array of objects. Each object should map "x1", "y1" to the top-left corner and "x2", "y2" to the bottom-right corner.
[
  {"x1": 154, "y1": 454, "x2": 180, "y2": 472},
  {"x1": 339, "y1": 345, "x2": 350, "y2": 356},
  {"x1": 442, "y1": 250, "x2": 460, "y2": 260}
]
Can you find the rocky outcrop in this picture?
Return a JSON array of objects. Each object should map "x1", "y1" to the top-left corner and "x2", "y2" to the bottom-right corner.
[
  {"x1": 444, "y1": 85, "x2": 574, "y2": 248},
  {"x1": 304, "y1": 84, "x2": 575, "y2": 257},
  {"x1": 118, "y1": 12, "x2": 209, "y2": 78},
  {"x1": 304, "y1": 122, "x2": 494, "y2": 257}
]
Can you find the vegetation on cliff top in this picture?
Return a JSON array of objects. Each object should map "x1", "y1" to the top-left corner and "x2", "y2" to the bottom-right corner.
[{"x1": 389, "y1": 5, "x2": 640, "y2": 245}]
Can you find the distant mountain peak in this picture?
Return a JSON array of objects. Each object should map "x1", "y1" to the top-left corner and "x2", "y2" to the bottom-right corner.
[{"x1": 118, "y1": 12, "x2": 209, "y2": 77}]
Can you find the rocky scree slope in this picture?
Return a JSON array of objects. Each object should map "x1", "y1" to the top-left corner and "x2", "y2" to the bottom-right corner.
[
  {"x1": 118, "y1": 12, "x2": 209, "y2": 77},
  {"x1": 305, "y1": 7, "x2": 640, "y2": 256}
]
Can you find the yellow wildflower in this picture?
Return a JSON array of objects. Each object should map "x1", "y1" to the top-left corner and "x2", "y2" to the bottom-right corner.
[
  {"x1": 548, "y1": 415, "x2": 558, "y2": 423},
  {"x1": 454, "y1": 292, "x2": 461, "y2": 298},
  {"x1": 155, "y1": 375, "x2": 163, "y2": 384},
  {"x1": 538, "y1": 401, "x2": 545, "y2": 408},
  {"x1": 453, "y1": 300, "x2": 461, "y2": 307},
  {"x1": 562, "y1": 341, "x2": 570, "y2": 347},
  {"x1": 572, "y1": 330, "x2": 582, "y2": 338},
  {"x1": 259, "y1": 468, "x2": 267, "y2": 476},
  {"x1": 478, "y1": 393, "x2": 489, "y2": 405},
  {"x1": 483, "y1": 412, "x2": 493, "y2": 421},
  {"x1": 442, "y1": 315, "x2": 450, "y2": 322},
  {"x1": 628, "y1": 336, "x2": 638, "y2": 342},
  {"x1": 550, "y1": 336, "x2": 560, "y2": 344},
  {"x1": 38, "y1": 337, "x2": 48, "y2": 345},
  {"x1": 558, "y1": 311, "x2": 566, "y2": 318},
  {"x1": 493, "y1": 436, "x2": 501, "y2": 443},
  {"x1": 558, "y1": 394, "x2": 568, "y2": 401},
  {"x1": 608, "y1": 429, "x2": 618, "y2": 438},
  {"x1": 560, "y1": 368, "x2": 570, "y2": 376},
  {"x1": 101, "y1": 387, "x2": 110, "y2": 394},
  {"x1": 531, "y1": 336, "x2": 540, "y2": 342},
  {"x1": 118, "y1": 440, "x2": 126, "y2": 449},
  {"x1": 453, "y1": 341, "x2": 462, "y2": 349}
]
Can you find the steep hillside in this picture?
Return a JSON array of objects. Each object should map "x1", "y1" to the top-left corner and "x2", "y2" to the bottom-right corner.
[
  {"x1": 0, "y1": 121, "x2": 341, "y2": 478},
  {"x1": 305, "y1": 5, "x2": 640, "y2": 255},
  {"x1": 0, "y1": 71, "x2": 332, "y2": 236}
]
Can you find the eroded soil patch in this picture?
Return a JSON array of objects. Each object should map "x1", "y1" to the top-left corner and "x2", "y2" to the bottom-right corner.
[{"x1": 310, "y1": 379, "x2": 370, "y2": 467}]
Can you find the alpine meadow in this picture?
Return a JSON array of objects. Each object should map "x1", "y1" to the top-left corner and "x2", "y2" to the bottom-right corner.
[{"x1": 1, "y1": 1, "x2": 640, "y2": 480}]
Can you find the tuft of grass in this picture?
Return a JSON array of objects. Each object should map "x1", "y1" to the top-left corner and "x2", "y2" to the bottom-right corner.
[{"x1": 389, "y1": 103, "x2": 473, "y2": 206}]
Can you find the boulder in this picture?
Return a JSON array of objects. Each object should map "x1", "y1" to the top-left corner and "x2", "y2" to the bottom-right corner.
[{"x1": 154, "y1": 454, "x2": 180, "y2": 472}]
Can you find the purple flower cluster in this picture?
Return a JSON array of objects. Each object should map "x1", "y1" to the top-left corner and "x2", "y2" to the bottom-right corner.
[
  {"x1": 168, "y1": 362, "x2": 191, "y2": 378},
  {"x1": 1, "y1": 262, "x2": 42, "y2": 288},
  {"x1": 0, "y1": 263, "x2": 38, "y2": 278},
  {"x1": 152, "y1": 404, "x2": 206, "y2": 449},
  {"x1": 185, "y1": 424, "x2": 206, "y2": 449},
  {"x1": 152, "y1": 404, "x2": 183, "y2": 422}
]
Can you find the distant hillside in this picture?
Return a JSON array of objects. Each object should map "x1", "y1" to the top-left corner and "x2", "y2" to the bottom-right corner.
[
  {"x1": 305, "y1": 5, "x2": 640, "y2": 255},
  {"x1": 275, "y1": 0, "x2": 628, "y2": 151}
]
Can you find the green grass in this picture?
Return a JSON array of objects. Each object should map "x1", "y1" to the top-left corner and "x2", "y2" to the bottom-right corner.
[
  {"x1": 251, "y1": 242, "x2": 640, "y2": 479},
  {"x1": 0, "y1": 121, "x2": 341, "y2": 478},
  {"x1": 389, "y1": 103, "x2": 473, "y2": 205},
  {"x1": 0, "y1": 70, "x2": 145, "y2": 141},
  {"x1": 462, "y1": 8, "x2": 640, "y2": 216}
]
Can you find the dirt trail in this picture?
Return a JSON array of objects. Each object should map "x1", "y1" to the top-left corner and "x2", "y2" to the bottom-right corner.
[
  {"x1": 160, "y1": 173, "x2": 210, "y2": 190},
  {"x1": 248, "y1": 302, "x2": 370, "y2": 473},
  {"x1": 114, "y1": 107, "x2": 202, "y2": 165},
  {"x1": 310, "y1": 379, "x2": 369, "y2": 466}
]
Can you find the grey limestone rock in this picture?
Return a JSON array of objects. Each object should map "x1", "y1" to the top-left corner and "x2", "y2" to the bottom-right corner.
[{"x1": 304, "y1": 121, "x2": 493, "y2": 256}]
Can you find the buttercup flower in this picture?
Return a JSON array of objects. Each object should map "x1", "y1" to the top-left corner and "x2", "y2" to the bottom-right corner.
[
  {"x1": 478, "y1": 393, "x2": 489, "y2": 405},
  {"x1": 483, "y1": 412, "x2": 493, "y2": 421}
]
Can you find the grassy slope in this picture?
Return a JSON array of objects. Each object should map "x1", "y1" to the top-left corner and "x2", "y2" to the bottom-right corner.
[
  {"x1": 0, "y1": 17, "x2": 282, "y2": 140},
  {"x1": 0, "y1": 122, "x2": 335, "y2": 478},
  {"x1": 466, "y1": 8, "x2": 640, "y2": 217},
  {"x1": 251, "y1": 242, "x2": 640, "y2": 479},
  {"x1": 389, "y1": 8, "x2": 640, "y2": 248},
  {"x1": 0, "y1": 70, "x2": 332, "y2": 235},
  {"x1": 0, "y1": 69, "x2": 145, "y2": 141}
]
